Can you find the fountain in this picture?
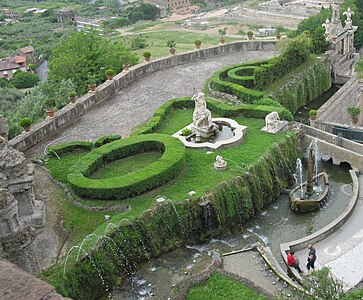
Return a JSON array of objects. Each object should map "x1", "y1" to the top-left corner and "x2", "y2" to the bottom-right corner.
[
  {"x1": 172, "y1": 91, "x2": 247, "y2": 150},
  {"x1": 289, "y1": 140, "x2": 329, "y2": 212}
]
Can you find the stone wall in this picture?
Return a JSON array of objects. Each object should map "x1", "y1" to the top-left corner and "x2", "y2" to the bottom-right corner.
[{"x1": 9, "y1": 41, "x2": 276, "y2": 153}]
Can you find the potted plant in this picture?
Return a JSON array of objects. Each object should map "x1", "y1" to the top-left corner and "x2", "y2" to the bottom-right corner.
[
  {"x1": 167, "y1": 39, "x2": 176, "y2": 55},
  {"x1": 19, "y1": 118, "x2": 32, "y2": 133},
  {"x1": 247, "y1": 30, "x2": 254, "y2": 40},
  {"x1": 105, "y1": 69, "x2": 115, "y2": 81},
  {"x1": 347, "y1": 106, "x2": 361, "y2": 125},
  {"x1": 354, "y1": 57, "x2": 363, "y2": 80},
  {"x1": 68, "y1": 91, "x2": 77, "y2": 104},
  {"x1": 122, "y1": 63, "x2": 130, "y2": 72},
  {"x1": 308, "y1": 109, "x2": 317, "y2": 120},
  {"x1": 44, "y1": 98, "x2": 56, "y2": 118},
  {"x1": 218, "y1": 28, "x2": 227, "y2": 44},
  {"x1": 194, "y1": 39, "x2": 202, "y2": 49},
  {"x1": 143, "y1": 51, "x2": 151, "y2": 62},
  {"x1": 275, "y1": 30, "x2": 282, "y2": 41},
  {"x1": 87, "y1": 75, "x2": 97, "y2": 92}
]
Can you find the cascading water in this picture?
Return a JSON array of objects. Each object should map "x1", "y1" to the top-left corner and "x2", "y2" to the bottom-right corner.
[{"x1": 293, "y1": 158, "x2": 304, "y2": 198}]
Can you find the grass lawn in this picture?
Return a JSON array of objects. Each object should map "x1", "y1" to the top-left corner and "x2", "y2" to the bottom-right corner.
[
  {"x1": 186, "y1": 272, "x2": 267, "y2": 300},
  {"x1": 45, "y1": 108, "x2": 289, "y2": 246},
  {"x1": 128, "y1": 30, "x2": 242, "y2": 60}
]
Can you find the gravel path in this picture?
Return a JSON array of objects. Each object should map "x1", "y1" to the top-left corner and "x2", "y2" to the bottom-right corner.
[{"x1": 26, "y1": 50, "x2": 276, "y2": 158}]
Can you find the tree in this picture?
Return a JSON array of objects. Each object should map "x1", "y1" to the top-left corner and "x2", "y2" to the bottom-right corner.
[
  {"x1": 294, "y1": 8, "x2": 332, "y2": 37},
  {"x1": 309, "y1": 27, "x2": 330, "y2": 54},
  {"x1": 48, "y1": 31, "x2": 138, "y2": 94},
  {"x1": 11, "y1": 71, "x2": 40, "y2": 89}
]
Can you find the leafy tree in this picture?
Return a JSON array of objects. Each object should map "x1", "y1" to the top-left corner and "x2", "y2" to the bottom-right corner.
[
  {"x1": 309, "y1": 27, "x2": 330, "y2": 53},
  {"x1": 130, "y1": 35, "x2": 148, "y2": 50},
  {"x1": 48, "y1": 31, "x2": 138, "y2": 94},
  {"x1": 294, "y1": 8, "x2": 332, "y2": 37},
  {"x1": 11, "y1": 71, "x2": 40, "y2": 89},
  {"x1": 0, "y1": 77, "x2": 14, "y2": 88}
]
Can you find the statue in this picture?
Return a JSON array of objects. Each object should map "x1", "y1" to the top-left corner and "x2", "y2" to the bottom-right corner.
[
  {"x1": 343, "y1": 7, "x2": 354, "y2": 29},
  {"x1": 214, "y1": 155, "x2": 227, "y2": 171},
  {"x1": 322, "y1": 19, "x2": 331, "y2": 36},
  {"x1": 192, "y1": 91, "x2": 213, "y2": 129},
  {"x1": 191, "y1": 91, "x2": 218, "y2": 139},
  {"x1": 331, "y1": 2, "x2": 340, "y2": 22},
  {"x1": 265, "y1": 111, "x2": 280, "y2": 131}
]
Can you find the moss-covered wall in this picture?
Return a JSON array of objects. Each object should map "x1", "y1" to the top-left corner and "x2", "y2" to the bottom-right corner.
[{"x1": 61, "y1": 134, "x2": 300, "y2": 300}]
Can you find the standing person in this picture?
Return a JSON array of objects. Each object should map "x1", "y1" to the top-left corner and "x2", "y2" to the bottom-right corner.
[
  {"x1": 287, "y1": 250, "x2": 302, "y2": 273},
  {"x1": 307, "y1": 244, "x2": 317, "y2": 274}
]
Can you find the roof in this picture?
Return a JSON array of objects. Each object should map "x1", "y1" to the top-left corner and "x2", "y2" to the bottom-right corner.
[
  {"x1": 15, "y1": 56, "x2": 26, "y2": 64},
  {"x1": 0, "y1": 57, "x2": 20, "y2": 71},
  {"x1": 18, "y1": 46, "x2": 34, "y2": 54}
]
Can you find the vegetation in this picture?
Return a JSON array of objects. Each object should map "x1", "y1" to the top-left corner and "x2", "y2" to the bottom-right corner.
[
  {"x1": 181, "y1": 128, "x2": 193, "y2": 136},
  {"x1": 105, "y1": 69, "x2": 115, "y2": 76},
  {"x1": 94, "y1": 135, "x2": 121, "y2": 148},
  {"x1": 186, "y1": 272, "x2": 267, "y2": 300},
  {"x1": 143, "y1": 51, "x2": 151, "y2": 58},
  {"x1": 194, "y1": 40, "x2": 202, "y2": 46},
  {"x1": 167, "y1": 39, "x2": 176, "y2": 49},
  {"x1": 44, "y1": 98, "x2": 56, "y2": 110},
  {"x1": 309, "y1": 109, "x2": 317, "y2": 117},
  {"x1": 19, "y1": 117, "x2": 32, "y2": 128},
  {"x1": 347, "y1": 106, "x2": 361, "y2": 119},
  {"x1": 218, "y1": 27, "x2": 227, "y2": 38},
  {"x1": 48, "y1": 30, "x2": 138, "y2": 94},
  {"x1": 354, "y1": 57, "x2": 363, "y2": 78},
  {"x1": 11, "y1": 71, "x2": 40, "y2": 89}
]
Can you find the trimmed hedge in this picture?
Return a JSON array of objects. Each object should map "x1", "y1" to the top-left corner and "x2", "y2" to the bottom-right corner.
[
  {"x1": 94, "y1": 135, "x2": 121, "y2": 148},
  {"x1": 47, "y1": 141, "x2": 94, "y2": 157},
  {"x1": 136, "y1": 97, "x2": 293, "y2": 135},
  {"x1": 67, "y1": 134, "x2": 186, "y2": 200}
]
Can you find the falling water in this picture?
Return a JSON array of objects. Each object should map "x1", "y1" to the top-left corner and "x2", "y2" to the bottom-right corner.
[
  {"x1": 293, "y1": 158, "x2": 304, "y2": 198},
  {"x1": 165, "y1": 199, "x2": 185, "y2": 235},
  {"x1": 313, "y1": 138, "x2": 319, "y2": 184},
  {"x1": 77, "y1": 233, "x2": 99, "y2": 261},
  {"x1": 203, "y1": 201, "x2": 213, "y2": 232}
]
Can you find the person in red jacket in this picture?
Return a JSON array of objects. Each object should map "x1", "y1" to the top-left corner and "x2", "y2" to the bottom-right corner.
[{"x1": 287, "y1": 250, "x2": 302, "y2": 273}]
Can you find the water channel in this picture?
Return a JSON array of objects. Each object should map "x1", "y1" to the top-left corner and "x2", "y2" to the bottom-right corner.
[{"x1": 107, "y1": 161, "x2": 352, "y2": 299}]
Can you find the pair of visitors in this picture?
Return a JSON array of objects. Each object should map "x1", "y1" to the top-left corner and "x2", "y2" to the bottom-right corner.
[{"x1": 287, "y1": 250, "x2": 302, "y2": 273}]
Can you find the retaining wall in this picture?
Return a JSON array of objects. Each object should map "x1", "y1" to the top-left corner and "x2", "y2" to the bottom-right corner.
[{"x1": 9, "y1": 41, "x2": 276, "y2": 153}]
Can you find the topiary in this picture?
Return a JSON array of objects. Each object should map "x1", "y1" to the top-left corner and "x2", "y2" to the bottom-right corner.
[
  {"x1": 19, "y1": 117, "x2": 32, "y2": 128},
  {"x1": 105, "y1": 69, "x2": 115, "y2": 76},
  {"x1": 143, "y1": 51, "x2": 151, "y2": 58}
]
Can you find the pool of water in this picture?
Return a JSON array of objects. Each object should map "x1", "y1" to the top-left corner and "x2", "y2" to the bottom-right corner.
[
  {"x1": 106, "y1": 161, "x2": 352, "y2": 299},
  {"x1": 294, "y1": 85, "x2": 340, "y2": 124},
  {"x1": 186, "y1": 124, "x2": 234, "y2": 144}
]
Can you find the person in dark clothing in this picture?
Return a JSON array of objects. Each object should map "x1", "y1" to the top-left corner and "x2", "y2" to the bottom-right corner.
[{"x1": 307, "y1": 244, "x2": 317, "y2": 274}]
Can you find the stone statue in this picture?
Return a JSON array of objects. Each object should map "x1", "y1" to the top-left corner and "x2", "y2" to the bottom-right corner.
[
  {"x1": 322, "y1": 19, "x2": 331, "y2": 36},
  {"x1": 265, "y1": 111, "x2": 280, "y2": 131},
  {"x1": 191, "y1": 91, "x2": 218, "y2": 139},
  {"x1": 214, "y1": 155, "x2": 227, "y2": 171},
  {"x1": 332, "y1": 2, "x2": 340, "y2": 22},
  {"x1": 343, "y1": 7, "x2": 354, "y2": 29},
  {"x1": 192, "y1": 91, "x2": 213, "y2": 129}
]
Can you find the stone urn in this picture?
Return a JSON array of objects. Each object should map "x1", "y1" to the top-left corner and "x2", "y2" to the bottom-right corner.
[
  {"x1": 68, "y1": 92, "x2": 77, "y2": 104},
  {"x1": 122, "y1": 64, "x2": 130, "y2": 72},
  {"x1": 88, "y1": 83, "x2": 96, "y2": 92},
  {"x1": 169, "y1": 48, "x2": 176, "y2": 56},
  {"x1": 46, "y1": 108, "x2": 55, "y2": 118},
  {"x1": 276, "y1": 33, "x2": 281, "y2": 40},
  {"x1": 219, "y1": 37, "x2": 225, "y2": 44}
]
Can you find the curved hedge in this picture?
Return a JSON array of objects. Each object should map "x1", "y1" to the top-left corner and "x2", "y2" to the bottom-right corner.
[
  {"x1": 67, "y1": 134, "x2": 186, "y2": 200},
  {"x1": 47, "y1": 141, "x2": 94, "y2": 157}
]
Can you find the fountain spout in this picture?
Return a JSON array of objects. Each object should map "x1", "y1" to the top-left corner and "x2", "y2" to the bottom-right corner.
[{"x1": 306, "y1": 146, "x2": 314, "y2": 196}]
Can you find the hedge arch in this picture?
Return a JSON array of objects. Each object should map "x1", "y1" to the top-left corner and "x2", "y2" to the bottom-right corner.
[{"x1": 67, "y1": 134, "x2": 186, "y2": 200}]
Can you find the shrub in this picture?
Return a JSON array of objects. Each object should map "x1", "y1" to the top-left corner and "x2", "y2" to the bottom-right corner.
[
  {"x1": 347, "y1": 107, "x2": 361, "y2": 118},
  {"x1": 68, "y1": 91, "x2": 77, "y2": 97},
  {"x1": 308, "y1": 109, "x2": 317, "y2": 117},
  {"x1": 47, "y1": 141, "x2": 94, "y2": 157},
  {"x1": 67, "y1": 134, "x2": 186, "y2": 200},
  {"x1": 11, "y1": 71, "x2": 40, "y2": 89},
  {"x1": 166, "y1": 39, "x2": 176, "y2": 49},
  {"x1": 94, "y1": 135, "x2": 121, "y2": 148},
  {"x1": 218, "y1": 27, "x2": 227, "y2": 38},
  {"x1": 181, "y1": 128, "x2": 192, "y2": 136},
  {"x1": 19, "y1": 117, "x2": 32, "y2": 128},
  {"x1": 105, "y1": 69, "x2": 115, "y2": 76},
  {"x1": 44, "y1": 98, "x2": 56, "y2": 109},
  {"x1": 143, "y1": 51, "x2": 151, "y2": 58},
  {"x1": 247, "y1": 31, "x2": 253, "y2": 36},
  {"x1": 194, "y1": 39, "x2": 202, "y2": 46}
]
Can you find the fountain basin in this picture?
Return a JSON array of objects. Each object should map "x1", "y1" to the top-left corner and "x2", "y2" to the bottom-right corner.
[
  {"x1": 289, "y1": 172, "x2": 330, "y2": 213},
  {"x1": 172, "y1": 118, "x2": 247, "y2": 150}
]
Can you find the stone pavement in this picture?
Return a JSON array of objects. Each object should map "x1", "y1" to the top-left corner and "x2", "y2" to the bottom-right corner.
[
  {"x1": 294, "y1": 174, "x2": 363, "y2": 290},
  {"x1": 25, "y1": 50, "x2": 276, "y2": 158}
]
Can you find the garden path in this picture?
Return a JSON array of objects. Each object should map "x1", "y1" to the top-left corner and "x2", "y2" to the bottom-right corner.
[{"x1": 25, "y1": 50, "x2": 276, "y2": 158}]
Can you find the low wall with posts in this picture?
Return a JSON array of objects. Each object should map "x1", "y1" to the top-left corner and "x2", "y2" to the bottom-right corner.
[{"x1": 9, "y1": 41, "x2": 276, "y2": 153}]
